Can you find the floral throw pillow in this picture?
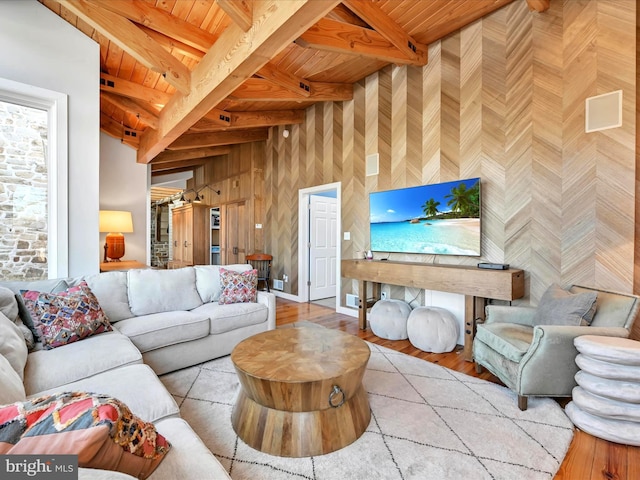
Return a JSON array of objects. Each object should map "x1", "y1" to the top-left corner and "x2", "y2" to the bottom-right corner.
[
  {"x1": 0, "y1": 391, "x2": 171, "y2": 479},
  {"x1": 219, "y1": 268, "x2": 258, "y2": 304},
  {"x1": 20, "y1": 281, "x2": 112, "y2": 350}
]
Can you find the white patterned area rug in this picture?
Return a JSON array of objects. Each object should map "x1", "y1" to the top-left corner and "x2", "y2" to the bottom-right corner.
[{"x1": 160, "y1": 342, "x2": 574, "y2": 480}]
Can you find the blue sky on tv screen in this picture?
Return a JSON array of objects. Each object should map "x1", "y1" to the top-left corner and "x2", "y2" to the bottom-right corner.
[{"x1": 369, "y1": 178, "x2": 479, "y2": 224}]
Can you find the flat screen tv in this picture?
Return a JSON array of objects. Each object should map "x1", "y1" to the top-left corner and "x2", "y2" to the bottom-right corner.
[{"x1": 369, "y1": 177, "x2": 481, "y2": 256}]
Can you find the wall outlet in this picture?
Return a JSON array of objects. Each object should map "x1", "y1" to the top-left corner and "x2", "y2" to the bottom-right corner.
[
  {"x1": 381, "y1": 292, "x2": 387, "y2": 300},
  {"x1": 283, "y1": 274, "x2": 288, "y2": 283}
]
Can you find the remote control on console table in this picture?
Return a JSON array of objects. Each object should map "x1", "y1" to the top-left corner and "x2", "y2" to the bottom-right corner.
[{"x1": 477, "y1": 262, "x2": 509, "y2": 270}]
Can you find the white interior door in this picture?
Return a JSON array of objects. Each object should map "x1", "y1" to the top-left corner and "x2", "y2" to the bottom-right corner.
[{"x1": 309, "y1": 194, "x2": 337, "y2": 300}]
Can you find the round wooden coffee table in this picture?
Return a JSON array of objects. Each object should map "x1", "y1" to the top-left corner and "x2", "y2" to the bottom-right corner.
[{"x1": 230, "y1": 326, "x2": 371, "y2": 457}]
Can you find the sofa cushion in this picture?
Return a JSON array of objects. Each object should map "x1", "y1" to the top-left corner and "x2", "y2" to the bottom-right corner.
[
  {"x1": 0, "y1": 392, "x2": 171, "y2": 480},
  {"x1": 191, "y1": 302, "x2": 268, "y2": 335},
  {"x1": 24, "y1": 331, "x2": 142, "y2": 396},
  {"x1": 153, "y1": 417, "x2": 231, "y2": 480},
  {"x1": 128, "y1": 268, "x2": 203, "y2": 316},
  {"x1": 0, "y1": 286, "x2": 19, "y2": 321},
  {"x1": 0, "y1": 354, "x2": 26, "y2": 404},
  {"x1": 0, "y1": 312, "x2": 28, "y2": 380},
  {"x1": 475, "y1": 323, "x2": 534, "y2": 363},
  {"x1": 194, "y1": 264, "x2": 252, "y2": 303},
  {"x1": 33, "y1": 364, "x2": 180, "y2": 423},
  {"x1": 21, "y1": 281, "x2": 112, "y2": 350},
  {"x1": 219, "y1": 268, "x2": 258, "y2": 304},
  {"x1": 1, "y1": 278, "x2": 70, "y2": 343},
  {"x1": 85, "y1": 271, "x2": 134, "y2": 323},
  {"x1": 114, "y1": 311, "x2": 210, "y2": 353},
  {"x1": 533, "y1": 283, "x2": 597, "y2": 327}
]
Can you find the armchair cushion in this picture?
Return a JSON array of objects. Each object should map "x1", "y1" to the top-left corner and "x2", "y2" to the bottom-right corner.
[
  {"x1": 533, "y1": 284, "x2": 597, "y2": 327},
  {"x1": 475, "y1": 323, "x2": 534, "y2": 363}
]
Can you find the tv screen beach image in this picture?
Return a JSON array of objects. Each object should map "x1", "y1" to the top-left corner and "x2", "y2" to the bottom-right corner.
[{"x1": 369, "y1": 178, "x2": 481, "y2": 256}]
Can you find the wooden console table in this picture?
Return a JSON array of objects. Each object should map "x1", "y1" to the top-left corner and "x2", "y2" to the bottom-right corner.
[{"x1": 341, "y1": 259, "x2": 525, "y2": 361}]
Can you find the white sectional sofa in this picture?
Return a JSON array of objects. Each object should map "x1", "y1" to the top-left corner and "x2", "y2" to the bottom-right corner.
[{"x1": 0, "y1": 264, "x2": 276, "y2": 479}]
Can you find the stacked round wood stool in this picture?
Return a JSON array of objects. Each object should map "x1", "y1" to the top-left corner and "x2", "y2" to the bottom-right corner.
[{"x1": 565, "y1": 335, "x2": 640, "y2": 446}]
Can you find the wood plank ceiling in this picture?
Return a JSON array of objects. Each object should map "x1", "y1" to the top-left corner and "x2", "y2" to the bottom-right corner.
[{"x1": 40, "y1": 0, "x2": 549, "y2": 176}]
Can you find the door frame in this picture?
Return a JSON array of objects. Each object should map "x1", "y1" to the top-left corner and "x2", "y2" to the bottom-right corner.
[{"x1": 297, "y1": 182, "x2": 342, "y2": 309}]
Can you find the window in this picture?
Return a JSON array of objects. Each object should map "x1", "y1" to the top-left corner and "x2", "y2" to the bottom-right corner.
[{"x1": 0, "y1": 78, "x2": 68, "y2": 279}]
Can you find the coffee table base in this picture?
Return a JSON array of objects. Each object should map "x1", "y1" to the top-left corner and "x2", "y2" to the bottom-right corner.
[{"x1": 231, "y1": 385, "x2": 371, "y2": 457}]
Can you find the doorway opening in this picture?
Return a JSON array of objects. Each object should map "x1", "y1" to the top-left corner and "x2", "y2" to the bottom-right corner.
[{"x1": 297, "y1": 182, "x2": 341, "y2": 310}]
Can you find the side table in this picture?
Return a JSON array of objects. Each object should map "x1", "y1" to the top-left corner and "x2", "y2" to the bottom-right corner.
[
  {"x1": 565, "y1": 335, "x2": 640, "y2": 446},
  {"x1": 99, "y1": 260, "x2": 148, "y2": 272}
]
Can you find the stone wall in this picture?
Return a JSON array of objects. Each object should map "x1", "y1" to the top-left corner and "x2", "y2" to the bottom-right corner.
[
  {"x1": 0, "y1": 101, "x2": 48, "y2": 280},
  {"x1": 150, "y1": 203, "x2": 169, "y2": 268}
]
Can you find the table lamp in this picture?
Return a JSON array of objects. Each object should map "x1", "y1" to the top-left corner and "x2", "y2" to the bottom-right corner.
[{"x1": 99, "y1": 210, "x2": 133, "y2": 262}]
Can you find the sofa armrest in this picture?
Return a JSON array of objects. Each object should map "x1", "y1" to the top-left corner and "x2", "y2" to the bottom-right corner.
[
  {"x1": 257, "y1": 291, "x2": 276, "y2": 330},
  {"x1": 484, "y1": 305, "x2": 537, "y2": 327},
  {"x1": 517, "y1": 325, "x2": 629, "y2": 395}
]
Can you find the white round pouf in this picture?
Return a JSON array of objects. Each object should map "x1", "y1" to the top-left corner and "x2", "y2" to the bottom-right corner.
[
  {"x1": 407, "y1": 307, "x2": 459, "y2": 353},
  {"x1": 369, "y1": 299, "x2": 411, "y2": 340}
]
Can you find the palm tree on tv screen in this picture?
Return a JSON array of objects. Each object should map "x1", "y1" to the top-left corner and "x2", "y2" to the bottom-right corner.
[
  {"x1": 422, "y1": 198, "x2": 440, "y2": 219},
  {"x1": 445, "y1": 182, "x2": 479, "y2": 218}
]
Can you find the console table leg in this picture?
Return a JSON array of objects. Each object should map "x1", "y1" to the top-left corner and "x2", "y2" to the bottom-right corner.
[
  {"x1": 463, "y1": 296, "x2": 487, "y2": 362},
  {"x1": 358, "y1": 280, "x2": 367, "y2": 330}
]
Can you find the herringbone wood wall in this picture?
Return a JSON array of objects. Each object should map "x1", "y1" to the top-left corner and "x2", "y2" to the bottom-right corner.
[{"x1": 264, "y1": 0, "x2": 637, "y2": 314}]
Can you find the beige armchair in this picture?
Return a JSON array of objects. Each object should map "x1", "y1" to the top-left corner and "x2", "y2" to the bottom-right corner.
[{"x1": 473, "y1": 285, "x2": 640, "y2": 410}]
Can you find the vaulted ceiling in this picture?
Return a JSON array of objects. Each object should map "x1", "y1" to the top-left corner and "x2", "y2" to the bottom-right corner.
[{"x1": 40, "y1": 0, "x2": 549, "y2": 176}]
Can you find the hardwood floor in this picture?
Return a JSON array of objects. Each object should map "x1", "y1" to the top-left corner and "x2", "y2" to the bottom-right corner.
[{"x1": 276, "y1": 297, "x2": 640, "y2": 480}]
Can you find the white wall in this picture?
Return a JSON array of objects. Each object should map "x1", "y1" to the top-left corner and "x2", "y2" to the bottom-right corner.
[
  {"x1": 99, "y1": 134, "x2": 150, "y2": 265},
  {"x1": 0, "y1": 0, "x2": 100, "y2": 276}
]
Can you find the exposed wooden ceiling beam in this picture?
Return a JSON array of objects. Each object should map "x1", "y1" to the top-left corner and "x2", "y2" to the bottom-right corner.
[
  {"x1": 138, "y1": 25, "x2": 207, "y2": 61},
  {"x1": 190, "y1": 110, "x2": 305, "y2": 132},
  {"x1": 527, "y1": 0, "x2": 550, "y2": 12},
  {"x1": 100, "y1": 113, "x2": 142, "y2": 148},
  {"x1": 88, "y1": 0, "x2": 216, "y2": 52},
  {"x1": 59, "y1": 0, "x2": 191, "y2": 94},
  {"x1": 296, "y1": 18, "x2": 427, "y2": 66},
  {"x1": 325, "y1": 3, "x2": 370, "y2": 28},
  {"x1": 217, "y1": 0, "x2": 253, "y2": 32},
  {"x1": 256, "y1": 62, "x2": 311, "y2": 97},
  {"x1": 203, "y1": 109, "x2": 232, "y2": 127},
  {"x1": 137, "y1": 0, "x2": 341, "y2": 164},
  {"x1": 151, "y1": 166, "x2": 200, "y2": 176},
  {"x1": 167, "y1": 129, "x2": 269, "y2": 150},
  {"x1": 100, "y1": 73, "x2": 171, "y2": 106},
  {"x1": 229, "y1": 78, "x2": 352, "y2": 102},
  {"x1": 151, "y1": 158, "x2": 210, "y2": 173},
  {"x1": 152, "y1": 146, "x2": 232, "y2": 164},
  {"x1": 343, "y1": 0, "x2": 427, "y2": 64},
  {"x1": 100, "y1": 92, "x2": 160, "y2": 129}
]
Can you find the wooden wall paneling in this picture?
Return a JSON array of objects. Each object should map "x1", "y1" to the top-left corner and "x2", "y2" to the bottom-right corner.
[
  {"x1": 503, "y1": 2, "x2": 534, "y2": 290},
  {"x1": 440, "y1": 32, "x2": 461, "y2": 182},
  {"x1": 459, "y1": 21, "x2": 483, "y2": 180},
  {"x1": 561, "y1": 0, "x2": 599, "y2": 289},
  {"x1": 345, "y1": 81, "x2": 366, "y2": 302},
  {"x1": 377, "y1": 66, "x2": 392, "y2": 192},
  {"x1": 530, "y1": 0, "x2": 563, "y2": 302},
  {"x1": 593, "y1": 0, "x2": 636, "y2": 293},
  {"x1": 391, "y1": 64, "x2": 408, "y2": 189},
  {"x1": 333, "y1": 101, "x2": 344, "y2": 184},
  {"x1": 480, "y1": 6, "x2": 508, "y2": 270},
  {"x1": 261, "y1": 0, "x2": 637, "y2": 310},
  {"x1": 421, "y1": 42, "x2": 442, "y2": 185}
]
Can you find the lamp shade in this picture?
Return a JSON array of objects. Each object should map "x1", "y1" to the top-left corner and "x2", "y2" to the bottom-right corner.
[{"x1": 99, "y1": 210, "x2": 133, "y2": 233}]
